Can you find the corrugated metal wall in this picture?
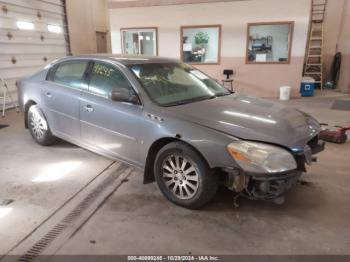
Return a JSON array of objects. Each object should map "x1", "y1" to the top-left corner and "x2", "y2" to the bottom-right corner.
[{"x1": 0, "y1": 0, "x2": 70, "y2": 107}]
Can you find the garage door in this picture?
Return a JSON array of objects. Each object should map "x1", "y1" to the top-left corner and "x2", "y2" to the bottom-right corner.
[{"x1": 0, "y1": 0, "x2": 70, "y2": 108}]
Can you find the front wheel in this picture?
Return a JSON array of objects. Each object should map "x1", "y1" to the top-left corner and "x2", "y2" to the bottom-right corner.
[
  {"x1": 154, "y1": 142, "x2": 218, "y2": 209},
  {"x1": 27, "y1": 105, "x2": 57, "y2": 146}
]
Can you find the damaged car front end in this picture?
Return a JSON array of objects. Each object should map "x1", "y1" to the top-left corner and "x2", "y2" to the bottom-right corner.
[
  {"x1": 162, "y1": 84, "x2": 326, "y2": 206},
  {"x1": 223, "y1": 136, "x2": 325, "y2": 204}
]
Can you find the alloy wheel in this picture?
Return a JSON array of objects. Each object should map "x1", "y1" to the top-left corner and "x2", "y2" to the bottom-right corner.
[
  {"x1": 161, "y1": 154, "x2": 200, "y2": 200},
  {"x1": 30, "y1": 109, "x2": 47, "y2": 139}
]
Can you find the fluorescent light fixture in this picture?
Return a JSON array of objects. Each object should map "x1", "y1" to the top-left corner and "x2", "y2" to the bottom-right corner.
[
  {"x1": 0, "y1": 207, "x2": 13, "y2": 219},
  {"x1": 47, "y1": 24, "x2": 63, "y2": 34},
  {"x1": 16, "y1": 21, "x2": 35, "y2": 30}
]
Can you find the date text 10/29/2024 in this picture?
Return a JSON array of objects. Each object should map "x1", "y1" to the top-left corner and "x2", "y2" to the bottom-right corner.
[{"x1": 127, "y1": 256, "x2": 219, "y2": 261}]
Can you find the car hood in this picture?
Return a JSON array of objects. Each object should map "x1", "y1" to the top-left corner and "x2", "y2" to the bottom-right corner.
[{"x1": 164, "y1": 94, "x2": 320, "y2": 151}]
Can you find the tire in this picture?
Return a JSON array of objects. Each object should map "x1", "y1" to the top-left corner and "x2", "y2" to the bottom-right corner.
[
  {"x1": 27, "y1": 105, "x2": 57, "y2": 146},
  {"x1": 154, "y1": 141, "x2": 218, "y2": 209}
]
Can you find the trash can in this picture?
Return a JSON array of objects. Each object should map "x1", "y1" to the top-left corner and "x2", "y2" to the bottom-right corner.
[
  {"x1": 280, "y1": 86, "x2": 292, "y2": 101},
  {"x1": 300, "y1": 77, "x2": 316, "y2": 97}
]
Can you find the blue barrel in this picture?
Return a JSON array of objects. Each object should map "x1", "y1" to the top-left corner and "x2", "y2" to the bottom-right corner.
[{"x1": 300, "y1": 77, "x2": 315, "y2": 97}]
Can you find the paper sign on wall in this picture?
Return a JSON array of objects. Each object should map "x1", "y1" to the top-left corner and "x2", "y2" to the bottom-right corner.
[
  {"x1": 256, "y1": 54, "x2": 267, "y2": 62},
  {"x1": 183, "y1": 43, "x2": 192, "y2": 52}
]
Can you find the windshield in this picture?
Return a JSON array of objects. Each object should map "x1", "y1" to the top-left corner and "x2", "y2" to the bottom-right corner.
[{"x1": 129, "y1": 63, "x2": 231, "y2": 106}]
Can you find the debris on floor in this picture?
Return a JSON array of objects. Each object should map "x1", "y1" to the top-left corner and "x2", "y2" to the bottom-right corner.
[
  {"x1": 320, "y1": 124, "x2": 350, "y2": 144},
  {"x1": 0, "y1": 199, "x2": 14, "y2": 206},
  {"x1": 298, "y1": 180, "x2": 313, "y2": 186}
]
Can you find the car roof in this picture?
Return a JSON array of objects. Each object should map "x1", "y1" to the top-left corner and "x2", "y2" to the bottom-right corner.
[{"x1": 61, "y1": 54, "x2": 180, "y2": 65}]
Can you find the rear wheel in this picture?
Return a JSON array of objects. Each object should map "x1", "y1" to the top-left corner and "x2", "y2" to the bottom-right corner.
[
  {"x1": 154, "y1": 142, "x2": 218, "y2": 209},
  {"x1": 28, "y1": 105, "x2": 57, "y2": 146}
]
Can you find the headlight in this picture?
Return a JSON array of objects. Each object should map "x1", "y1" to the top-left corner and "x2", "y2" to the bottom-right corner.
[{"x1": 227, "y1": 141, "x2": 297, "y2": 174}]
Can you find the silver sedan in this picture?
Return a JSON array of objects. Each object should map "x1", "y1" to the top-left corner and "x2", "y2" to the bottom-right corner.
[{"x1": 17, "y1": 55, "x2": 325, "y2": 209}]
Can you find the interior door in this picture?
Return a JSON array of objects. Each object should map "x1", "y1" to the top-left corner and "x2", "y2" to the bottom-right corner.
[
  {"x1": 96, "y1": 31, "x2": 107, "y2": 53},
  {"x1": 80, "y1": 61, "x2": 142, "y2": 166},
  {"x1": 43, "y1": 60, "x2": 89, "y2": 140}
]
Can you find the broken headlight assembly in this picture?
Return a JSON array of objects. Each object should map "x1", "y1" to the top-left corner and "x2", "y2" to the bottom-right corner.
[{"x1": 227, "y1": 141, "x2": 297, "y2": 174}]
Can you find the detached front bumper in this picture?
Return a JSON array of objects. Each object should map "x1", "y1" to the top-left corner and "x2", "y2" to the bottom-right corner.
[{"x1": 295, "y1": 135, "x2": 326, "y2": 171}]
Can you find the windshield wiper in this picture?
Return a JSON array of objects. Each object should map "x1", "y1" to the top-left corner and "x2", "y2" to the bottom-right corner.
[
  {"x1": 215, "y1": 91, "x2": 233, "y2": 97},
  {"x1": 164, "y1": 96, "x2": 215, "y2": 107},
  {"x1": 165, "y1": 101, "x2": 190, "y2": 106}
]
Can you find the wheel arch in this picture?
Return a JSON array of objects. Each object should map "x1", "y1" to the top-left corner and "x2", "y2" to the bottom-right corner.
[{"x1": 143, "y1": 137, "x2": 211, "y2": 184}]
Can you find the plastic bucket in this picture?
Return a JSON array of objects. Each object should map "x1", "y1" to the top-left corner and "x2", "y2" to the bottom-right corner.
[{"x1": 280, "y1": 86, "x2": 291, "y2": 101}]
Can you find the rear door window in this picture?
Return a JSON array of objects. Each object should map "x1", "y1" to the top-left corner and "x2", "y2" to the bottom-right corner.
[{"x1": 52, "y1": 60, "x2": 89, "y2": 89}]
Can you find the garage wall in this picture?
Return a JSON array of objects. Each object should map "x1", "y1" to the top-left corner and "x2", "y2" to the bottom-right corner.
[
  {"x1": 65, "y1": 0, "x2": 111, "y2": 55},
  {"x1": 323, "y1": 0, "x2": 345, "y2": 79},
  {"x1": 109, "y1": 0, "x2": 311, "y2": 98},
  {"x1": 0, "y1": 0, "x2": 69, "y2": 107},
  {"x1": 337, "y1": 0, "x2": 350, "y2": 93}
]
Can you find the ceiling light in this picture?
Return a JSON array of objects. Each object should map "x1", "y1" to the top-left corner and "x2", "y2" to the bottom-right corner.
[
  {"x1": 16, "y1": 21, "x2": 35, "y2": 30},
  {"x1": 48, "y1": 24, "x2": 63, "y2": 34}
]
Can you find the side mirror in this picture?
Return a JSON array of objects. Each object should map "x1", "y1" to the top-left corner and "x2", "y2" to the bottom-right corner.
[{"x1": 109, "y1": 88, "x2": 139, "y2": 104}]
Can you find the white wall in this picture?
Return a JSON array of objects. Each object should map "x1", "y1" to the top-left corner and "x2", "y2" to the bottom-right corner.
[
  {"x1": 110, "y1": 0, "x2": 309, "y2": 58},
  {"x1": 109, "y1": 0, "x2": 311, "y2": 98}
]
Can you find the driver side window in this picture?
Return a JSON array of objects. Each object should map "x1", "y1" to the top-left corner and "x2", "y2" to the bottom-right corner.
[{"x1": 88, "y1": 62, "x2": 134, "y2": 98}]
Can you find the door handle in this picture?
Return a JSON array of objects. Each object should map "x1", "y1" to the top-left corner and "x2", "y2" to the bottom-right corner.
[
  {"x1": 45, "y1": 92, "x2": 52, "y2": 98},
  {"x1": 84, "y1": 105, "x2": 94, "y2": 112}
]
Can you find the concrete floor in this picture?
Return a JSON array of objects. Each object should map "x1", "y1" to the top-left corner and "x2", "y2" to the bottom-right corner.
[{"x1": 0, "y1": 93, "x2": 350, "y2": 257}]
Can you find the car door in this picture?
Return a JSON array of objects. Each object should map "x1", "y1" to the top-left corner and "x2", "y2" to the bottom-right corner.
[
  {"x1": 80, "y1": 61, "x2": 143, "y2": 166},
  {"x1": 43, "y1": 59, "x2": 89, "y2": 140}
]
